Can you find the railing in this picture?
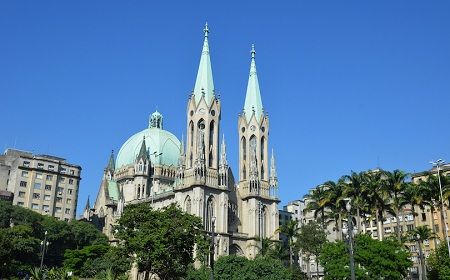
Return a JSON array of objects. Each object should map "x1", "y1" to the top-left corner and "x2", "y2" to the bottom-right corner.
[{"x1": 239, "y1": 180, "x2": 278, "y2": 200}]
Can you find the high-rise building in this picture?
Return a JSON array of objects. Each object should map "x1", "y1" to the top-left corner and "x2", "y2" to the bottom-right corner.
[{"x1": 0, "y1": 148, "x2": 81, "y2": 221}]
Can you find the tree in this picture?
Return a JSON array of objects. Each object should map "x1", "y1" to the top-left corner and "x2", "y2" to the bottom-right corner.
[
  {"x1": 275, "y1": 219, "x2": 299, "y2": 266},
  {"x1": 240, "y1": 257, "x2": 290, "y2": 280},
  {"x1": 115, "y1": 203, "x2": 207, "y2": 280},
  {"x1": 296, "y1": 221, "x2": 327, "y2": 279},
  {"x1": 63, "y1": 244, "x2": 110, "y2": 277},
  {"x1": 383, "y1": 169, "x2": 410, "y2": 242},
  {"x1": 342, "y1": 171, "x2": 366, "y2": 233},
  {"x1": 408, "y1": 225, "x2": 437, "y2": 280},
  {"x1": 319, "y1": 234, "x2": 412, "y2": 280},
  {"x1": 214, "y1": 255, "x2": 248, "y2": 280},
  {"x1": 428, "y1": 242, "x2": 450, "y2": 280}
]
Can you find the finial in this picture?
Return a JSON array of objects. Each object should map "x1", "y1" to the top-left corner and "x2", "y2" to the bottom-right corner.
[
  {"x1": 204, "y1": 22, "x2": 209, "y2": 38},
  {"x1": 251, "y1": 44, "x2": 256, "y2": 59}
]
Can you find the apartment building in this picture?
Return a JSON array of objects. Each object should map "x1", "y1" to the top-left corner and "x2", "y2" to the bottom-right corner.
[{"x1": 0, "y1": 149, "x2": 81, "y2": 221}]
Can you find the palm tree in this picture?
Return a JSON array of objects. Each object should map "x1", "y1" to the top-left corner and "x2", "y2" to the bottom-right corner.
[
  {"x1": 304, "y1": 185, "x2": 330, "y2": 230},
  {"x1": 383, "y1": 169, "x2": 410, "y2": 243},
  {"x1": 323, "y1": 179, "x2": 347, "y2": 240},
  {"x1": 362, "y1": 170, "x2": 390, "y2": 240},
  {"x1": 409, "y1": 226, "x2": 438, "y2": 280},
  {"x1": 419, "y1": 173, "x2": 449, "y2": 245},
  {"x1": 403, "y1": 182, "x2": 426, "y2": 229},
  {"x1": 342, "y1": 171, "x2": 366, "y2": 233},
  {"x1": 275, "y1": 219, "x2": 299, "y2": 267}
]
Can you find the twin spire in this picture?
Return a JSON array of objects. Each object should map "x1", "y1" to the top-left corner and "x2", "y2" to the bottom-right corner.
[
  {"x1": 193, "y1": 23, "x2": 215, "y2": 106},
  {"x1": 193, "y1": 23, "x2": 264, "y2": 122},
  {"x1": 243, "y1": 44, "x2": 264, "y2": 122}
]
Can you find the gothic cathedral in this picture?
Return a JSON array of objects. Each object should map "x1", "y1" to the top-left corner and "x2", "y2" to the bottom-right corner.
[{"x1": 87, "y1": 24, "x2": 280, "y2": 259}]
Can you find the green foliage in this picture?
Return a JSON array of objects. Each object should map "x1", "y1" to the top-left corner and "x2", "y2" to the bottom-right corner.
[
  {"x1": 115, "y1": 203, "x2": 206, "y2": 280},
  {"x1": 319, "y1": 234, "x2": 412, "y2": 280},
  {"x1": 63, "y1": 244, "x2": 110, "y2": 277},
  {"x1": 188, "y1": 256, "x2": 290, "y2": 280},
  {"x1": 428, "y1": 243, "x2": 450, "y2": 280},
  {"x1": 296, "y1": 221, "x2": 327, "y2": 257},
  {"x1": 214, "y1": 255, "x2": 248, "y2": 280},
  {"x1": 0, "y1": 200, "x2": 108, "y2": 278}
]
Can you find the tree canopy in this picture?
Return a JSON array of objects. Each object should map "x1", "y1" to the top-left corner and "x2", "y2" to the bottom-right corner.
[{"x1": 115, "y1": 202, "x2": 207, "y2": 280}]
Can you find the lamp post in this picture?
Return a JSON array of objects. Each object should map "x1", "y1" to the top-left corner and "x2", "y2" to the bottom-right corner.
[
  {"x1": 430, "y1": 159, "x2": 450, "y2": 258},
  {"x1": 151, "y1": 152, "x2": 163, "y2": 205},
  {"x1": 40, "y1": 231, "x2": 49, "y2": 270},
  {"x1": 343, "y1": 199, "x2": 356, "y2": 280},
  {"x1": 210, "y1": 217, "x2": 216, "y2": 280}
]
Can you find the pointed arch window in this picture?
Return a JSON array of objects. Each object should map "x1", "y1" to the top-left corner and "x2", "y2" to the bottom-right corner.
[
  {"x1": 205, "y1": 196, "x2": 215, "y2": 231},
  {"x1": 189, "y1": 121, "x2": 194, "y2": 148},
  {"x1": 185, "y1": 196, "x2": 192, "y2": 214},
  {"x1": 209, "y1": 121, "x2": 214, "y2": 167},
  {"x1": 241, "y1": 137, "x2": 247, "y2": 161}
]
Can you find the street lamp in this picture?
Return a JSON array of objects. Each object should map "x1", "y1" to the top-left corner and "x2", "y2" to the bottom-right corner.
[
  {"x1": 151, "y1": 152, "x2": 163, "y2": 205},
  {"x1": 342, "y1": 199, "x2": 356, "y2": 280},
  {"x1": 430, "y1": 159, "x2": 450, "y2": 258},
  {"x1": 210, "y1": 217, "x2": 216, "y2": 280},
  {"x1": 40, "y1": 231, "x2": 49, "y2": 270}
]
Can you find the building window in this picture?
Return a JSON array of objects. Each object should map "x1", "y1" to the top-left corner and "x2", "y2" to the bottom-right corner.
[
  {"x1": 48, "y1": 165, "x2": 54, "y2": 171},
  {"x1": 56, "y1": 197, "x2": 63, "y2": 203},
  {"x1": 407, "y1": 224, "x2": 414, "y2": 231},
  {"x1": 20, "y1": 181, "x2": 27, "y2": 187},
  {"x1": 45, "y1": 185, "x2": 52, "y2": 191},
  {"x1": 18, "y1": 192, "x2": 25, "y2": 198},
  {"x1": 66, "y1": 198, "x2": 72, "y2": 204},
  {"x1": 36, "y1": 173, "x2": 43, "y2": 180},
  {"x1": 422, "y1": 213, "x2": 427, "y2": 221},
  {"x1": 46, "y1": 175, "x2": 53, "y2": 181},
  {"x1": 23, "y1": 161, "x2": 30, "y2": 167},
  {"x1": 33, "y1": 193, "x2": 40, "y2": 199},
  {"x1": 37, "y1": 163, "x2": 44, "y2": 169},
  {"x1": 44, "y1": 195, "x2": 51, "y2": 201},
  {"x1": 42, "y1": 205, "x2": 49, "y2": 212},
  {"x1": 435, "y1": 225, "x2": 439, "y2": 232},
  {"x1": 22, "y1": 171, "x2": 29, "y2": 177},
  {"x1": 70, "y1": 170, "x2": 75, "y2": 175},
  {"x1": 59, "y1": 177, "x2": 65, "y2": 183},
  {"x1": 17, "y1": 202, "x2": 24, "y2": 206},
  {"x1": 69, "y1": 179, "x2": 74, "y2": 185},
  {"x1": 31, "y1": 204, "x2": 39, "y2": 210},
  {"x1": 57, "y1": 187, "x2": 63, "y2": 195},
  {"x1": 60, "y1": 167, "x2": 66, "y2": 174},
  {"x1": 34, "y1": 183, "x2": 41, "y2": 189},
  {"x1": 65, "y1": 208, "x2": 71, "y2": 214},
  {"x1": 55, "y1": 207, "x2": 62, "y2": 213},
  {"x1": 68, "y1": 189, "x2": 73, "y2": 195}
]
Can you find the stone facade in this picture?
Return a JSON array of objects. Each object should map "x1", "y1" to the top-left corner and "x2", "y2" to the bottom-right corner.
[{"x1": 88, "y1": 25, "x2": 280, "y2": 261}]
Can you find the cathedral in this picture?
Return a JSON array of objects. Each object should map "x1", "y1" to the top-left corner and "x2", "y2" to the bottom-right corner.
[{"x1": 87, "y1": 24, "x2": 280, "y2": 259}]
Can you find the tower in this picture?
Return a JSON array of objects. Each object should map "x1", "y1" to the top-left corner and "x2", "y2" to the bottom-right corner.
[
  {"x1": 175, "y1": 24, "x2": 228, "y2": 244},
  {"x1": 238, "y1": 45, "x2": 279, "y2": 242}
]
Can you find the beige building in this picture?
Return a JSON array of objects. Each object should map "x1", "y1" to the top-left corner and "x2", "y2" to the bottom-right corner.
[
  {"x1": 0, "y1": 148, "x2": 81, "y2": 221},
  {"x1": 87, "y1": 24, "x2": 280, "y2": 262}
]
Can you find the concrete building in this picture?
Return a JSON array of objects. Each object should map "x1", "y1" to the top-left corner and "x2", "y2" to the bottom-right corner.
[
  {"x1": 0, "y1": 148, "x2": 81, "y2": 221},
  {"x1": 88, "y1": 24, "x2": 280, "y2": 262}
]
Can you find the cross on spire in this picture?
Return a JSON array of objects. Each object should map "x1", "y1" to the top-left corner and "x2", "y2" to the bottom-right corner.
[{"x1": 204, "y1": 22, "x2": 209, "y2": 38}]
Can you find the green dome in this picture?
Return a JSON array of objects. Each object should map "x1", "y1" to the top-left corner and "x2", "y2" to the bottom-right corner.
[{"x1": 116, "y1": 124, "x2": 181, "y2": 169}]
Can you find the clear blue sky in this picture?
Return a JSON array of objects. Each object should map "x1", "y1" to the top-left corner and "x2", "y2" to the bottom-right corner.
[{"x1": 1, "y1": 1, "x2": 449, "y2": 216}]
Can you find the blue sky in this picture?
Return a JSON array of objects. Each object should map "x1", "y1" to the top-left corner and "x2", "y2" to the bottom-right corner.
[{"x1": 1, "y1": 1, "x2": 449, "y2": 216}]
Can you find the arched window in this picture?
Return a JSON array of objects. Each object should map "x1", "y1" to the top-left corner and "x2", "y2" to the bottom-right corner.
[
  {"x1": 189, "y1": 153, "x2": 193, "y2": 168},
  {"x1": 205, "y1": 196, "x2": 215, "y2": 231},
  {"x1": 137, "y1": 186, "x2": 141, "y2": 199},
  {"x1": 209, "y1": 121, "x2": 214, "y2": 167},
  {"x1": 241, "y1": 136, "x2": 246, "y2": 161},
  {"x1": 185, "y1": 196, "x2": 192, "y2": 214},
  {"x1": 243, "y1": 166, "x2": 246, "y2": 180},
  {"x1": 261, "y1": 166, "x2": 265, "y2": 180},
  {"x1": 260, "y1": 137, "x2": 265, "y2": 162},
  {"x1": 189, "y1": 121, "x2": 194, "y2": 148},
  {"x1": 261, "y1": 205, "x2": 267, "y2": 238}
]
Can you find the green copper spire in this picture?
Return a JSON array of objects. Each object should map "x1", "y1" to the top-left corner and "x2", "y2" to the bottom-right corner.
[
  {"x1": 137, "y1": 136, "x2": 149, "y2": 161},
  {"x1": 243, "y1": 44, "x2": 264, "y2": 122},
  {"x1": 193, "y1": 23, "x2": 215, "y2": 105}
]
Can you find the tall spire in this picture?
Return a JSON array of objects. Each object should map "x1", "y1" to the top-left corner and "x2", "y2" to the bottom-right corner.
[
  {"x1": 193, "y1": 22, "x2": 215, "y2": 106},
  {"x1": 82, "y1": 196, "x2": 91, "y2": 220},
  {"x1": 243, "y1": 44, "x2": 264, "y2": 122}
]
